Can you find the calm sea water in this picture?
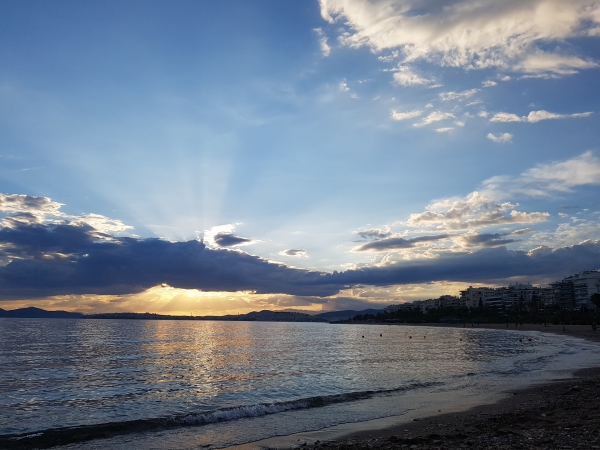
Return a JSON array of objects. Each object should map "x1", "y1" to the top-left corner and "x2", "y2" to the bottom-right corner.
[{"x1": 1, "y1": 319, "x2": 600, "y2": 449}]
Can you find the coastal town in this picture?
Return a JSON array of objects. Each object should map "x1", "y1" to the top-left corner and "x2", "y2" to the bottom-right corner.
[{"x1": 383, "y1": 269, "x2": 600, "y2": 315}]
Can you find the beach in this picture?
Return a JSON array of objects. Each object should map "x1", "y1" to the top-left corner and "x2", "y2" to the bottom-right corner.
[{"x1": 286, "y1": 324, "x2": 600, "y2": 450}]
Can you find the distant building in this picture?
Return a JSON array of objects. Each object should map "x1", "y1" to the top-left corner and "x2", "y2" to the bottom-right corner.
[
  {"x1": 567, "y1": 270, "x2": 600, "y2": 310},
  {"x1": 381, "y1": 270, "x2": 600, "y2": 314},
  {"x1": 549, "y1": 279, "x2": 575, "y2": 310},
  {"x1": 439, "y1": 295, "x2": 461, "y2": 308},
  {"x1": 459, "y1": 287, "x2": 496, "y2": 308},
  {"x1": 503, "y1": 283, "x2": 540, "y2": 311}
]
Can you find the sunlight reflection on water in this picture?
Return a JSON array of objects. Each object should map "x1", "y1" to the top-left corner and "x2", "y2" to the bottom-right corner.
[{"x1": 1, "y1": 319, "x2": 599, "y2": 447}]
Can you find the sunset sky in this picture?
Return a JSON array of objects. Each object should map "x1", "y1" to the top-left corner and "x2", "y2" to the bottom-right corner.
[{"x1": 1, "y1": 0, "x2": 600, "y2": 315}]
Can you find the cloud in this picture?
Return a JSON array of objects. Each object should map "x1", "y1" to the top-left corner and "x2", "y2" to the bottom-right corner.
[
  {"x1": 413, "y1": 111, "x2": 455, "y2": 127},
  {"x1": 1, "y1": 194, "x2": 599, "y2": 302},
  {"x1": 0, "y1": 193, "x2": 131, "y2": 235},
  {"x1": 398, "y1": 153, "x2": 599, "y2": 238},
  {"x1": 509, "y1": 228, "x2": 534, "y2": 236},
  {"x1": 516, "y1": 51, "x2": 598, "y2": 74},
  {"x1": 482, "y1": 81, "x2": 497, "y2": 87},
  {"x1": 0, "y1": 221, "x2": 340, "y2": 299},
  {"x1": 319, "y1": 0, "x2": 600, "y2": 74},
  {"x1": 279, "y1": 249, "x2": 308, "y2": 257},
  {"x1": 490, "y1": 112, "x2": 522, "y2": 122},
  {"x1": 482, "y1": 151, "x2": 600, "y2": 197},
  {"x1": 204, "y1": 224, "x2": 256, "y2": 247},
  {"x1": 490, "y1": 110, "x2": 593, "y2": 123},
  {"x1": 213, "y1": 233, "x2": 254, "y2": 247},
  {"x1": 0, "y1": 193, "x2": 63, "y2": 219},
  {"x1": 355, "y1": 227, "x2": 393, "y2": 240},
  {"x1": 391, "y1": 109, "x2": 422, "y2": 120},
  {"x1": 339, "y1": 80, "x2": 350, "y2": 92},
  {"x1": 435, "y1": 127, "x2": 454, "y2": 133},
  {"x1": 453, "y1": 231, "x2": 518, "y2": 248},
  {"x1": 487, "y1": 132, "x2": 513, "y2": 143},
  {"x1": 314, "y1": 27, "x2": 331, "y2": 57},
  {"x1": 329, "y1": 241, "x2": 600, "y2": 287},
  {"x1": 405, "y1": 191, "x2": 549, "y2": 231},
  {"x1": 477, "y1": 111, "x2": 489, "y2": 118},
  {"x1": 353, "y1": 234, "x2": 451, "y2": 252},
  {"x1": 392, "y1": 65, "x2": 433, "y2": 86},
  {"x1": 526, "y1": 110, "x2": 593, "y2": 122},
  {"x1": 439, "y1": 89, "x2": 479, "y2": 101}
]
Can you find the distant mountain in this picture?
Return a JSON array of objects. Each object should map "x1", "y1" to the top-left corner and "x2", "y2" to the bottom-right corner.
[
  {"x1": 0, "y1": 307, "x2": 384, "y2": 323},
  {"x1": 234, "y1": 310, "x2": 326, "y2": 322},
  {"x1": 0, "y1": 307, "x2": 84, "y2": 319},
  {"x1": 314, "y1": 308, "x2": 383, "y2": 322}
]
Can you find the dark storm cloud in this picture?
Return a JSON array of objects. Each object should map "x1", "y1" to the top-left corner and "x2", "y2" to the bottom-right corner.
[
  {"x1": 355, "y1": 228, "x2": 393, "y2": 240},
  {"x1": 213, "y1": 232, "x2": 254, "y2": 247},
  {"x1": 0, "y1": 223, "x2": 341, "y2": 299},
  {"x1": 1, "y1": 221, "x2": 599, "y2": 300},
  {"x1": 353, "y1": 234, "x2": 451, "y2": 251},
  {"x1": 281, "y1": 249, "x2": 307, "y2": 256},
  {"x1": 456, "y1": 232, "x2": 518, "y2": 248},
  {"x1": 327, "y1": 242, "x2": 600, "y2": 287}
]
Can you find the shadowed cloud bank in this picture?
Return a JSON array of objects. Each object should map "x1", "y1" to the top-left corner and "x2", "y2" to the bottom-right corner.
[{"x1": 0, "y1": 220, "x2": 599, "y2": 300}]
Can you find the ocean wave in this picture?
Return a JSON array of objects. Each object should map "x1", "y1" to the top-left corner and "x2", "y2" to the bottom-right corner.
[{"x1": 0, "y1": 381, "x2": 441, "y2": 449}]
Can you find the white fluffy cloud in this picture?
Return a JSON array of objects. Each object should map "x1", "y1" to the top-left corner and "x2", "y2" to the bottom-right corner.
[
  {"x1": 482, "y1": 151, "x2": 600, "y2": 197},
  {"x1": 392, "y1": 65, "x2": 434, "y2": 86},
  {"x1": 413, "y1": 111, "x2": 455, "y2": 127},
  {"x1": 314, "y1": 28, "x2": 331, "y2": 57},
  {"x1": 0, "y1": 193, "x2": 63, "y2": 218},
  {"x1": 490, "y1": 110, "x2": 593, "y2": 123},
  {"x1": 487, "y1": 132, "x2": 513, "y2": 143},
  {"x1": 320, "y1": 0, "x2": 600, "y2": 74},
  {"x1": 439, "y1": 89, "x2": 479, "y2": 101},
  {"x1": 405, "y1": 192, "x2": 549, "y2": 231},
  {"x1": 391, "y1": 109, "x2": 422, "y2": 120},
  {"x1": 0, "y1": 193, "x2": 132, "y2": 235}
]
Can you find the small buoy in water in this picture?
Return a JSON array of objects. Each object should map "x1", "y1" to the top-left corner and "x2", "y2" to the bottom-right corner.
[
  {"x1": 362, "y1": 335, "x2": 364, "y2": 338},
  {"x1": 380, "y1": 334, "x2": 382, "y2": 337},
  {"x1": 409, "y1": 336, "x2": 412, "y2": 339},
  {"x1": 528, "y1": 338, "x2": 532, "y2": 342},
  {"x1": 424, "y1": 336, "x2": 426, "y2": 338},
  {"x1": 519, "y1": 339, "x2": 522, "y2": 343},
  {"x1": 460, "y1": 338, "x2": 462, "y2": 341}
]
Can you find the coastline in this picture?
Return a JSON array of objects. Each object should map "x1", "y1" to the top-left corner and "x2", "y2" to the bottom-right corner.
[{"x1": 257, "y1": 324, "x2": 600, "y2": 450}]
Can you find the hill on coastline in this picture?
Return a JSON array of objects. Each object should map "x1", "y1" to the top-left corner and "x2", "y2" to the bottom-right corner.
[
  {"x1": 0, "y1": 307, "x2": 382, "y2": 322},
  {"x1": 0, "y1": 307, "x2": 84, "y2": 319}
]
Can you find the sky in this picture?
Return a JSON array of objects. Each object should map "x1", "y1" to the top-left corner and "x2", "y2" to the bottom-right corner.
[{"x1": 1, "y1": 0, "x2": 600, "y2": 315}]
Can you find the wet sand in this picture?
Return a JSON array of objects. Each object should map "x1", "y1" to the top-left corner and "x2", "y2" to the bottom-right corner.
[{"x1": 280, "y1": 324, "x2": 600, "y2": 450}]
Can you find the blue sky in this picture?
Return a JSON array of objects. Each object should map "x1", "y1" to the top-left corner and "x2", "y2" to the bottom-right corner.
[{"x1": 1, "y1": 0, "x2": 600, "y2": 314}]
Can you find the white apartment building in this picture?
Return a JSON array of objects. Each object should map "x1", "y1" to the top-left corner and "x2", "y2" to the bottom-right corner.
[
  {"x1": 503, "y1": 283, "x2": 541, "y2": 310},
  {"x1": 459, "y1": 287, "x2": 497, "y2": 308},
  {"x1": 439, "y1": 295, "x2": 462, "y2": 308},
  {"x1": 568, "y1": 270, "x2": 600, "y2": 309}
]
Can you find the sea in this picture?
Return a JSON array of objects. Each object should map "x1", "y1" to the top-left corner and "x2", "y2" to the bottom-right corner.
[{"x1": 2, "y1": 318, "x2": 600, "y2": 449}]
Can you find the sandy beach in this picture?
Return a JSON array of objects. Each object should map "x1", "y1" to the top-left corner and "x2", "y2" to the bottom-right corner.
[{"x1": 287, "y1": 324, "x2": 600, "y2": 450}]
